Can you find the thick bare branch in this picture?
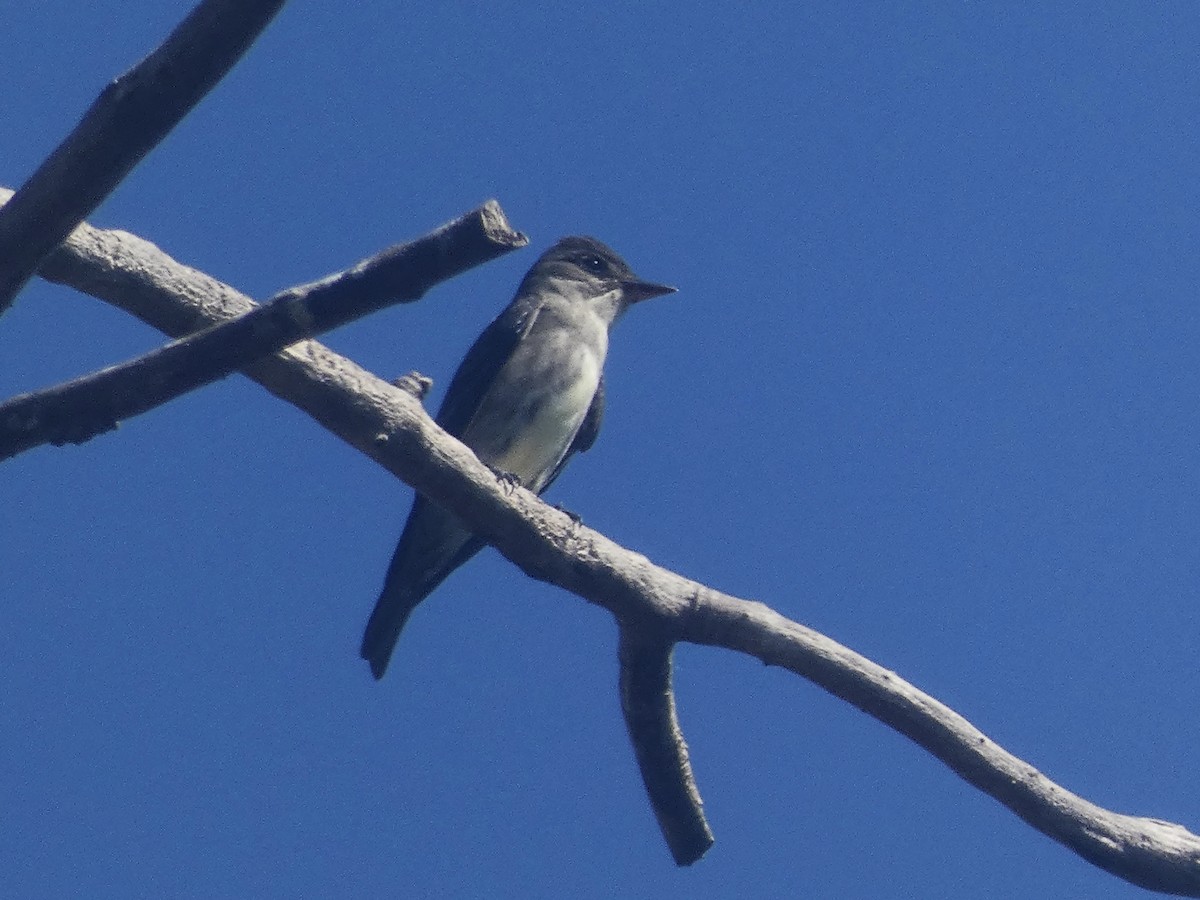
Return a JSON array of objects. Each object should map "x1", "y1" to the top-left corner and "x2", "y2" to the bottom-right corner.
[
  {"x1": 0, "y1": 201, "x2": 525, "y2": 460},
  {"x1": 18, "y1": 202, "x2": 1200, "y2": 895},
  {"x1": 0, "y1": 0, "x2": 286, "y2": 313}
]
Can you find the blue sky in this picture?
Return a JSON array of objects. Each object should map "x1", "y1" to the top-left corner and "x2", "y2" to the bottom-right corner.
[{"x1": 4, "y1": 3, "x2": 1200, "y2": 897}]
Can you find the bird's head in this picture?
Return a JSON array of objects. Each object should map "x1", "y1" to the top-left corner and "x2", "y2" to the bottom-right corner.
[{"x1": 519, "y1": 236, "x2": 676, "y2": 326}]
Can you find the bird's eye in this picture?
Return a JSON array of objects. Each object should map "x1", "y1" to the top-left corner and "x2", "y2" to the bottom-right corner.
[{"x1": 582, "y1": 255, "x2": 607, "y2": 274}]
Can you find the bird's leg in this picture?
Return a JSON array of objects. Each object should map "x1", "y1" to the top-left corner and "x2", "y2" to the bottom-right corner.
[{"x1": 488, "y1": 466, "x2": 522, "y2": 494}]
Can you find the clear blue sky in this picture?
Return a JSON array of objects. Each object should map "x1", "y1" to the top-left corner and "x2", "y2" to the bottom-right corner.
[{"x1": 4, "y1": 3, "x2": 1199, "y2": 897}]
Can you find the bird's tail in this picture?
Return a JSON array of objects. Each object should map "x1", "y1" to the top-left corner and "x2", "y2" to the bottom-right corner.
[
  {"x1": 360, "y1": 496, "x2": 486, "y2": 680},
  {"x1": 360, "y1": 584, "x2": 418, "y2": 680}
]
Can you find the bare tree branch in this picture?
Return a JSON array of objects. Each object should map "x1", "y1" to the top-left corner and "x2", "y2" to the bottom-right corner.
[
  {"x1": 618, "y1": 626, "x2": 713, "y2": 865},
  {"x1": 13, "y1": 198, "x2": 1200, "y2": 895},
  {"x1": 0, "y1": 201, "x2": 525, "y2": 460},
  {"x1": 679, "y1": 589, "x2": 1200, "y2": 895},
  {"x1": 0, "y1": 0, "x2": 287, "y2": 314}
]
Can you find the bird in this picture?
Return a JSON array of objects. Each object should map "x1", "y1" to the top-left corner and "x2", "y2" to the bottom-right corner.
[{"x1": 360, "y1": 235, "x2": 676, "y2": 680}]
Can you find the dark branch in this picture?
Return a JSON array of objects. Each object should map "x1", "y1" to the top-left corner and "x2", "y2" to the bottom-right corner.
[
  {"x1": 618, "y1": 627, "x2": 713, "y2": 865},
  {"x1": 0, "y1": 0, "x2": 287, "y2": 313},
  {"x1": 0, "y1": 202, "x2": 525, "y2": 461}
]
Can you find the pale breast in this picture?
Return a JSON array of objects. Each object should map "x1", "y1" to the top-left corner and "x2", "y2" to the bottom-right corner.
[
  {"x1": 493, "y1": 344, "x2": 600, "y2": 488},
  {"x1": 464, "y1": 315, "x2": 605, "y2": 490}
]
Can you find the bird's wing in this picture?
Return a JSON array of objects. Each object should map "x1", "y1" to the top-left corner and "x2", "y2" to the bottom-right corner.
[
  {"x1": 362, "y1": 301, "x2": 542, "y2": 680},
  {"x1": 434, "y1": 300, "x2": 541, "y2": 438},
  {"x1": 571, "y1": 372, "x2": 604, "y2": 454},
  {"x1": 539, "y1": 373, "x2": 605, "y2": 495}
]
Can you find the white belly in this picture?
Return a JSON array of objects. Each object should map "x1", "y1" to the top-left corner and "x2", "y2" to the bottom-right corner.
[
  {"x1": 492, "y1": 346, "x2": 600, "y2": 488},
  {"x1": 463, "y1": 321, "x2": 604, "y2": 492}
]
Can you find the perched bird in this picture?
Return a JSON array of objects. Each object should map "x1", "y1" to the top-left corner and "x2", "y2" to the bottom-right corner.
[{"x1": 361, "y1": 236, "x2": 676, "y2": 679}]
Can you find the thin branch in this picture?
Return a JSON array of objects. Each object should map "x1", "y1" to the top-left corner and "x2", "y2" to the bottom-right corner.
[
  {"x1": 16, "y1": 199, "x2": 1200, "y2": 895},
  {"x1": 618, "y1": 626, "x2": 713, "y2": 865},
  {"x1": 0, "y1": 0, "x2": 286, "y2": 314},
  {"x1": 0, "y1": 201, "x2": 525, "y2": 460}
]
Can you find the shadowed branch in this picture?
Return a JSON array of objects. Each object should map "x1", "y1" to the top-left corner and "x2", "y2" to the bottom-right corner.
[
  {"x1": 618, "y1": 626, "x2": 713, "y2": 865},
  {"x1": 0, "y1": 0, "x2": 287, "y2": 314}
]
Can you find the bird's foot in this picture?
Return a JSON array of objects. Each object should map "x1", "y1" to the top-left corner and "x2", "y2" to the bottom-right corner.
[{"x1": 489, "y1": 466, "x2": 522, "y2": 493}]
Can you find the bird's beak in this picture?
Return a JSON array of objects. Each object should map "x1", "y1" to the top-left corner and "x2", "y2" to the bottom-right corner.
[{"x1": 621, "y1": 278, "x2": 678, "y2": 303}]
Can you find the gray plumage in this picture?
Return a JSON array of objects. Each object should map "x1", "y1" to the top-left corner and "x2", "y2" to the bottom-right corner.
[{"x1": 360, "y1": 236, "x2": 675, "y2": 679}]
